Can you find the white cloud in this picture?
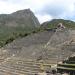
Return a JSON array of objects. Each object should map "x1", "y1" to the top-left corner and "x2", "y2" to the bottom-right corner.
[
  {"x1": 36, "y1": 14, "x2": 53, "y2": 23},
  {"x1": 0, "y1": 1, "x2": 26, "y2": 14},
  {"x1": 0, "y1": 0, "x2": 75, "y2": 23}
]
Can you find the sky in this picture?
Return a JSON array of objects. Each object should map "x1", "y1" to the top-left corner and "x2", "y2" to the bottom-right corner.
[{"x1": 0, "y1": 0, "x2": 75, "y2": 23}]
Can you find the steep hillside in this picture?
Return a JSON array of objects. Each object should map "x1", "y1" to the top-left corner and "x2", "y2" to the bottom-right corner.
[
  {"x1": 0, "y1": 24, "x2": 75, "y2": 74},
  {"x1": 2, "y1": 28, "x2": 75, "y2": 62},
  {"x1": 41, "y1": 19, "x2": 75, "y2": 29},
  {"x1": 2, "y1": 30, "x2": 54, "y2": 59},
  {"x1": 0, "y1": 9, "x2": 40, "y2": 47}
]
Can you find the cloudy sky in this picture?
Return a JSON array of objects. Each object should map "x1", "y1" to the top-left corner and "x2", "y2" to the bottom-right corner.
[{"x1": 0, "y1": 0, "x2": 75, "y2": 23}]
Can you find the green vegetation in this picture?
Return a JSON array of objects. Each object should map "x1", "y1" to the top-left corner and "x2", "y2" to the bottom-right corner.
[
  {"x1": 41, "y1": 19, "x2": 75, "y2": 29},
  {"x1": 57, "y1": 56, "x2": 75, "y2": 74},
  {"x1": 0, "y1": 26, "x2": 40, "y2": 47}
]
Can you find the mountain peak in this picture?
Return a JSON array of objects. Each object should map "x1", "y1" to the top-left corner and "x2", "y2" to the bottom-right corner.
[
  {"x1": 12, "y1": 8, "x2": 32, "y2": 15},
  {"x1": 0, "y1": 9, "x2": 40, "y2": 27}
]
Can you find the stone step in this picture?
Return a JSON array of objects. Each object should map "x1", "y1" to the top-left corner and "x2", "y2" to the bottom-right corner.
[{"x1": 0, "y1": 65, "x2": 40, "y2": 75}]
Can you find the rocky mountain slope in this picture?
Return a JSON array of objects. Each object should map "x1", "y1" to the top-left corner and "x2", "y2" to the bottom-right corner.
[
  {"x1": 2, "y1": 30, "x2": 54, "y2": 59},
  {"x1": 0, "y1": 9, "x2": 40, "y2": 47},
  {"x1": 2, "y1": 28, "x2": 75, "y2": 62},
  {"x1": 0, "y1": 27, "x2": 75, "y2": 74}
]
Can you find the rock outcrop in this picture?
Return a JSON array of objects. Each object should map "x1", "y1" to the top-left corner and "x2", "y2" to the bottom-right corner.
[{"x1": 0, "y1": 9, "x2": 40, "y2": 28}]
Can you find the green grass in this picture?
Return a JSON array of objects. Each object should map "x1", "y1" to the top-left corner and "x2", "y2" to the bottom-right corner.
[
  {"x1": 57, "y1": 66, "x2": 75, "y2": 71},
  {"x1": 57, "y1": 56, "x2": 75, "y2": 71},
  {"x1": 58, "y1": 64, "x2": 75, "y2": 67}
]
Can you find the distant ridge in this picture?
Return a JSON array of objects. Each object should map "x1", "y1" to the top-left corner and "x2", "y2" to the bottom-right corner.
[{"x1": 41, "y1": 19, "x2": 75, "y2": 29}]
